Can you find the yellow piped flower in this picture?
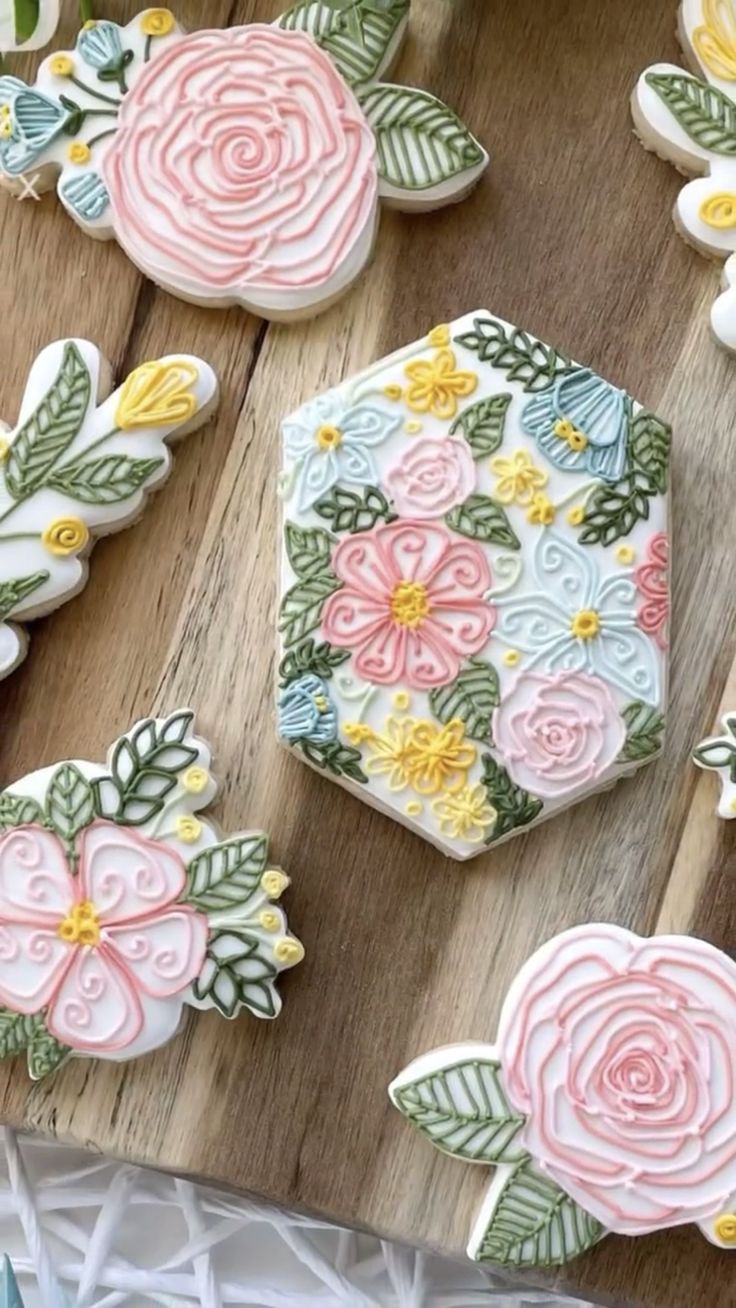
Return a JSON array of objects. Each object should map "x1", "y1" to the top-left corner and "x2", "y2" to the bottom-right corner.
[
  {"x1": 259, "y1": 910, "x2": 280, "y2": 932},
  {"x1": 42, "y1": 517, "x2": 89, "y2": 556},
  {"x1": 115, "y1": 359, "x2": 199, "y2": 430},
  {"x1": 365, "y1": 716, "x2": 476, "y2": 796},
  {"x1": 427, "y1": 323, "x2": 451, "y2": 348},
  {"x1": 364, "y1": 715, "x2": 419, "y2": 791},
  {"x1": 526, "y1": 493, "x2": 556, "y2": 526},
  {"x1": 699, "y1": 192, "x2": 736, "y2": 228},
  {"x1": 343, "y1": 722, "x2": 375, "y2": 746},
  {"x1": 274, "y1": 937, "x2": 304, "y2": 966},
  {"x1": 433, "y1": 784, "x2": 497, "y2": 843},
  {"x1": 714, "y1": 1213, "x2": 736, "y2": 1244},
  {"x1": 67, "y1": 142, "x2": 91, "y2": 165},
  {"x1": 141, "y1": 8, "x2": 176, "y2": 36},
  {"x1": 50, "y1": 55, "x2": 74, "y2": 77},
  {"x1": 491, "y1": 449, "x2": 547, "y2": 506},
  {"x1": 693, "y1": 0, "x2": 736, "y2": 80},
  {"x1": 262, "y1": 869, "x2": 289, "y2": 899},
  {"x1": 175, "y1": 815, "x2": 202, "y2": 844},
  {"x1": 404, "y1": 348, "x2": 477, "y2": 420},
  {"x1": 182, "y1": 766, "x2": 209, "y2": 794},
  {"x1": 567, "y1": 505, "x2": 585, "y2": 527}
]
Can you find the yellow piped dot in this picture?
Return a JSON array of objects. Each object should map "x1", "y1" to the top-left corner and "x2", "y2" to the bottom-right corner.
[
  {"x1": 571, "y1": 609, "x2": 601, "y2": 641},
  {"x1": 176, "y1": 815, "x2": 202, "y2": 844},
  {"x1": 567, "y1": 505, "x2": 585, "y2": 527},
  {"x1": 182, "y1": 766, "x2": 209, "y2": 795},
  {"x1": 383, "y1": 383, "x2": 403, "y2": 401},
  {"x1": 427, "y1": 324, "x2": 451, "y2": 348},
  {"x1": 262, "y1": 869, "x2": 289, "y2": 899},
  {"x1": 259, "y1": 910, "x2": 280, "y2": 932},
  {"x1": 393, "y1": 690, "x2": 411, "y2": 710},
  {"x1": 404, "y1": 420, "x2": 422, "y2": 434},
  {"x1": 42, "y1": 516, "x2": 88, "y2": 557},
  {"x1": 700, "y1": 193, "x2": 736, "y2": 229},
  {"x1": 0, "y1": 121, "x2": 11, "y2": 140},
  {"x1": 503, "y1": 650, "x2": 520, "y2": 667},
  {"x1": 315, "y1": 423, "x2": 342, "y2": 451},
  {"x1": 67, "y1": 142, "x2": 91, "y2": 165},
  {"x1": 405, "y1": 801, "x2": 423, "y2": 817},
  {"x1": 0, "y1": 439, "x2": 9, "y2": 462},
  {"x1": 0, "y1": 106, "x2": 10, "y2": 118},
  {"x1": 50, "y1": 55, "x2": 74, "y2": 77},
  {"x1": 616, "y1": 544, "x2": 636, "y2": 565},
  {"x1": 141, "y1": 8, "x2": 176, "y2": 36},
  {"x1": 274, "y1": 937, "x2": 304, "y2": 966},
  {"x1": 343, "y1": 722, "x2": 374, "y2": 746},
  {"x1": 714, "y1": 1213, "x2": 736, "y2": 1244}
]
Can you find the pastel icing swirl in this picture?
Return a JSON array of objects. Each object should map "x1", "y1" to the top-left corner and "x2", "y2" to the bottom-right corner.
[{"x1": 101, "y1": 25, "x2": 379, "y2": 311}]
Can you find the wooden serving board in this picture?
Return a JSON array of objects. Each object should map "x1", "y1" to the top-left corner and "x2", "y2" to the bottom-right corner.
[{"x1": 0, "y1": 2, "x2": 734, "y2": 1304}]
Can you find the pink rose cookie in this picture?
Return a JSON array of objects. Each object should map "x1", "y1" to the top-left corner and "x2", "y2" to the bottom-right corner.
[
  {"x1": 390, "y1": 923, "x2": 736, "y2": 1264},
  {"x1": 0, "y1": 710, "x2": 303, "y2": 1079},
  {"x1": 278, "y1": 312, "x2": 670, "y2": 861},
  {"x1": 0, "y1": 7, "x2": 487, "y2": 320}
]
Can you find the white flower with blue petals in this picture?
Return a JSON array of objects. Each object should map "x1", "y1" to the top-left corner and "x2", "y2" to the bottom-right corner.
[
  {"x1": 0, "y1": 76, "x2": 68, "y2": 176},
  {"x1": 494, "y1": 532, "x2": 660, "y2": 704},
  {"x1": 283, "y1": 391, "x2": 401, "y2": 512},
  {"x1": 522, "y1": 368, "x2": 629, "y2": 483},
  {"x1": 278, "y1": 675, "x2": 338, "y2": 745}
]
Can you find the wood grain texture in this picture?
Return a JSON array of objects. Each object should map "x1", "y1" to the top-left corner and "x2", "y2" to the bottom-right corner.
[{"x1": 0, "y1": 2, "x2": 734, "y2": 1304}]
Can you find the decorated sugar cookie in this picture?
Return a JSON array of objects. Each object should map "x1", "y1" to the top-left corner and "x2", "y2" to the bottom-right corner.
[
  {"x1": 0, "y1": 0, "x2": 59, "y2": 52},
  {"x1": 632, "y1": 0, "x2": 736, "y2": 351},
  {"x1": 693, "y1": 711, "x2": 736, "y2": 815},
  {"x1": 0, "y1": 6, "x2": 487, "y2": 320},
  {"x1": 391, "y1": 923, "x2": 736, "y2": 1265},
  {"x1": 277, "y1": 312, "x2": 671, "y2": 860},
  {"x1": 0, "y1": 338, "x2": 218, "y2": 679},
  {"x1": 0, "y1": 710, "x2": 303, "y2": 1080}
]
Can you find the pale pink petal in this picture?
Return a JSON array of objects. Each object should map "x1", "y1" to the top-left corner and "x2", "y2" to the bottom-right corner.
[
  {"x1": 376, "y1": 521, "x2": 450, "y2": 584},
  {"x1": 0, "y1": 827, "x2": 75, "y2": 925},
  {"x1": 0, "y1": 923, "x2": 73, "y2": 1014},
  {"x1": 321, "y1": 589, "x2": 389, "y2": 649},
  {"x1": 46, "y1": 947, "x2": 143, "y2": 1053},
  {"x1": 106, "y1": 909, "x2": 208, "y2": 998},
  {"x1": 401, "y1": 629, "x2": 458, "y2": 689},
  {"x1": 353, "y1": 620, "x2": 407, "y2": 685},
  {"x1": 424, "y1": 602, "x2": 495, "y2": 656},
  {"x1": 331, "y1": 532, "x2": 395, "y2": 599},
  {"x1": 425, "y1": 541, "x2": 492, "y2": 604},
  {"x1": 79, "y1": 822, "x2": 187, "y2": 926}
]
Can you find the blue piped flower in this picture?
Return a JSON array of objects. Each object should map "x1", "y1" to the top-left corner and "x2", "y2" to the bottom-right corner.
[
  {"x1": 61, "y1": 171, "x2": 110, "y2": 221},
  {"x1": 278, "y1": 675, "x2": 338, "y2": 745},
  {"x1": 77, "y1": 20, "x2": 124, "y2": 71},
  {"x1": 522, "y1": 368, "x2": 629, "y2": 483},
  {"x1": 0, "y1": 76, "x2": 69, "y2": 177}
]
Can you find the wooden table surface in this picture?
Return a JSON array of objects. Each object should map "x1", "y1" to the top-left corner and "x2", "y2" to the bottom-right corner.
[{"x1": 1, "y1": 2, "x2": 734, "y2": 1304}]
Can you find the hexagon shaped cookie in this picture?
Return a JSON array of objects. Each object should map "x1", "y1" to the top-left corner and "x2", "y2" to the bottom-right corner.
[{"x1": 277, "y1": 311, "x2": 670, "y2": 860}]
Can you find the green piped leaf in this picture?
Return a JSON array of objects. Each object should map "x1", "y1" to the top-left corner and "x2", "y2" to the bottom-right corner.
[
  {"x1": 279, "y1": 638, "x2": 351, "y2": 686},
  {"x1": 628, "y1": 410, "x2": 671, "y2": 494},
  {"x1": 284, "y1": 523, "x2": 336, "y2": 579},
  {"x1": 475, "y1": 1159, "x2": 604, "y2": 1267},
  {"x1": 449, "y1": 394, "x2": 512, "y2": 459},
  {"x1": 5, "y1": 342, "x2": 91, "y2": 499},
  {"x1": 392, "y1": 1058, "x2": 526, "y2": 1164},
  {"x1": 481, "y1": 754, "x2": 543, "y2": 842},
  {"x1": 429, "y1": 659, "x2": 499, "y2": 743},
  {"x1": 619, "y1": 701, "x2": 665, "y2": 763},
  {"x1": 646, "y1": 71, "x2": 736, "y2": 155},
  {"x1": 279, "y1": 572, "x2": 341, "y2": 648},
  {"x1": 91, "y1": 711, "x2": 199, "y2": 827},
  {"x1": 279, "y1": 0, "x2": 410, "y2": 84},
  {"x1": 446, "y1": 495, "x2": 520, "y2": 548},
  {"x1": 185, "y1": 835, "x2": 269, "y2": 913},
  {"x1": 314, "y1": 484, "x2": 396, "y2": 532},
  {"x1": 455, "y1": 317, "x2": 570, "y2": 392},
  {"x1": 47, "y1": 454, "x2": 164, "y2": 505},
  {"x1": 193, "y1": 932, "x2": 279, "y2": 1020},
  {"x1": 0, "y1": 792, "x2": 43, "y2": 830},
  {"x1": 0, "y1": 1010, "x2": 36, "y2": 1061},
  {"x1": 299, "y1": 738, "x2": 368, "y2": 784},
  {"x1": 578, "y1": 468, "x2": 657, "y2": 548},
  {"x1": 358, "y1": 83, "x2": 485, "y2": 191},
  {"x1": 27, "y1": 1026, "x2": 70, "y2": 1081},
  {"x1": 45, "y1": 764, "x2": 95, "y2": 843},
  {"x1": 0, "y1": 572, "x2": 49, "y2": 622}
]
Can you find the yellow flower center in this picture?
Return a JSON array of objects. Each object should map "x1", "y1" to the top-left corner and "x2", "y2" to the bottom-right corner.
[
  {"x1": 141, "y1": 9, "x2": 176, "y2": 36},
  {"x1": 571, "y1": 609, "x2": 601, "y2": 640},
  {"x1": 554, "y1": 417, "x2": 588, "y2": 451},
  {"x1": 714, "y1": 1213, "x2": 736, "y2": 1244},
  {"x1": 261, "y1": 869, "x2": 290, "y2": 899},
  {"x1": 182, "y1": 766, "x2": 209, "y2": 794},
  {"x1": 343, "y1": 722, "x2": 375, "y2": 746},
  {"x1": 176, "y1": 815, "x2": 202, "y2": 843},
  {"x1": 42, "y1": 516, "x2": 89, "y2": 556},
  {"x1": 0, "y1": 120, "x2": 12, "y2": 140},
  {"x1": 259, "y1": 910, "x2": 280, "y2": 932},
  {"x1": 68, "y1": 142, "x2": 91, "y2": 165},
  {"x1": 57, "y1": 900, "x2": 100, "y2": 947},
  {"x1": 50, "y1": 55, "x2": 74, "y2": 78},
  {"x1": 274, "y1": 937, "x2": 305, "y2": 965},
  {"x1": 527, "y1": 493, "x2": 556, "y2": 526},
  {"x1": 391, "y1": 581, "x2": 430, "y2": 628},
  {"x1": 567, "y1": 505, "x2": 585, "y2": 526},
  {"x1": 313, "y1": 693, "x2": 329, "y2": 713},
  {"x1": 315, "y1": 424, "x2": 342, "y2": 451}
]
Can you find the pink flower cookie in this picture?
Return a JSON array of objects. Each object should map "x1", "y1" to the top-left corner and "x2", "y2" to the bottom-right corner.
[
  {"x1": 0, "y1": 9, "x2": 487, "y2": 320},
  {"x1": 391, "y1": 923, "x2": 736, "y2": 1265},
  {"x1": 0, "y1": 710, "x2": 303, "y2": 1080}
]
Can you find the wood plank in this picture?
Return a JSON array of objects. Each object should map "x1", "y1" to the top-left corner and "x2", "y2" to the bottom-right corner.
[{"x1": 0, "y1": 2, "x2": 734, "y2": 1304}]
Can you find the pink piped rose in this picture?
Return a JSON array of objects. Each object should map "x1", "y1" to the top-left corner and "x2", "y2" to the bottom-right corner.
[
  {"x1": 492, "y1": 671, "x2": 625, "y2": 799},
  {"x1": 102, "y1": 26, "x2": 378, "y2": 310},
  {"x1": 321, "y1": 519, "x2": 495, "y2": 689},
  {"x1": 498, "y1": 924, "x2": 736, "y2": 1235},
  {"x1": 385, "y1": 436, "x2": 476, "y2": 518},
  {"x1": 0, "y1": 822, "x2": 208, "y2": 1057}
]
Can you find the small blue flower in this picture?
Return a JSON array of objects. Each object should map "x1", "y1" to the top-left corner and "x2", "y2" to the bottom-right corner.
[
  {"x1": 522, "y1": 368, "x2": 629, "y2": 483},
  {"x1": 283, "y1": 391, "x2": 402, "y2": 512},
  {"x1": 278, "y1": 675, "x2": 338, "y2": 745},
  {"x1": 61, "y1": 171, "x2": 110, "y2": 221},
  {"x1": 77, "y1": 20, "x2": 124, "y2": 71},
  {"x1": 0, "y1": 76, "x2": 69, "y2": 177}
]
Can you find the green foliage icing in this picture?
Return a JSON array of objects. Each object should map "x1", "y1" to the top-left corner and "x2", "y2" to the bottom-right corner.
[
  {"x1": 0, "y1": 571, "x2": 49, "y2": 622},
  {"x1": 91, "y1": 710, "x2": 198, "y2": 827},
  {"x1": 646, "y1": 71, "x2": 736, "y2": 155},
  {"x1": 47, "y1": 454, "x2": 165, "y2": 505},
  {"x1": 27, "y1": 1026, "x2": 70, "y2": 1081},
  {"x1": 185, "y1": 834, "x2": 269, "y2": 913},
  {"x1": 4, "y1": 342, "x2": 91, "y2": 499},
  {"x1": 193, "y1": 932, "x2": 279, "y2": 1020},
  {"x1": 693, "y1": 732, "x2": 736, "y2": 780},
  {"x1": 279, "y1": 572, "x2": 341, "y2": 648},
  {"x1": 314, "y1": 484, "x2": 396, "y2": 532},
  {"x1": 449, "y1": 394, "x2": 512, "y2": 459},
  {"x1": 392, "y1": 1057, "x2": 526, "y2": 1164},
  {"x1": 299, "y1": 738, "x2": 368, "y2": 784},
  {"x1": 284, "y1": 523, "x2": 336, "y2": 578},
  {"x1": 279, "y1": 638, "x2": 350, "y2": 686},
  {"x1": 357, "y1": 83, "x2": 484, "y2": 190},
  {"x1": 476, "y1": 1159, "x2": 604, "y2": 1267},
  {"x1": 446, "y1": 495, "x2": 520, "y2": 548},
  {"x1": 0, "y1": 792, "x2": 43, "y2": 829},
  {"x1": 455, "y1": 317, "x2": 571, "y2": 392},
  {"x1": 45, "y1": 764, "x2": 95, "y2": 850},
  {"x1": 619, "y1": 701, "x2": 666, "y2": 764},
  {"x1": 628, "y1": 409, "x2": 671, "y2": 493},
  {"x1": 279, "y1": 0, "x2": 409, "y2": 85},
  {"x1": 578, "y1": 410, "x2": 670, "y2": 547},
  {"x1": 429, "y1": 659, "x2": 499, "y2": 743},
  {"x1": 0, "y1": 1010, "x2": 70, "y2": 1082},
  {"x1": 481, "y1": 754, "x2": 543, "y2": 843}
]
